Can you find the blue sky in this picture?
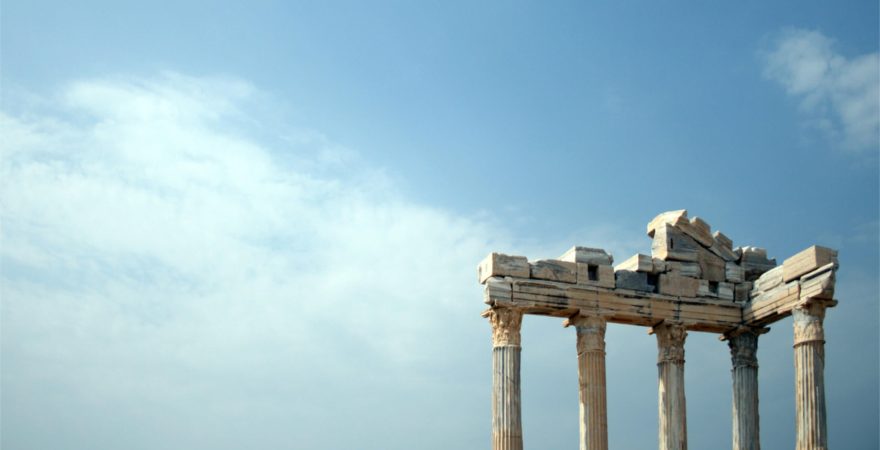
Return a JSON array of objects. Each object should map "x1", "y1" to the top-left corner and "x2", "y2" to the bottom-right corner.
[{"x1": 1, "y1": 1, "x2": 878, "y2": 449}]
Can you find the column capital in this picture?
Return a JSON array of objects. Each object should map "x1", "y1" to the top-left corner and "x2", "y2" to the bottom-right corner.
[
  {"x1": 792, "y1": 302, "x2": 827, "y2": 346},
  {"x1": 483, "y1": 307, "x2": 524, "y2": 347},
  {"x1": 652, "y1": 322, "x2": 688, "y2": 364},
  {"x1": 571, "y1": 315, "x2": 607, "y2": 354}
]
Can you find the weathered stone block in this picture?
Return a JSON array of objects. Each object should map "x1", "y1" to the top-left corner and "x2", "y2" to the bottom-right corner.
[
  {"x1": 752, "y1": 265, "x2": 783, "y2": 294},
  {"x1": 530, "y1": 259, "x2": 577, "y2": 283},
  {"x1": 615, "y1": 270, "x2": 650, "y2": 291},
  {"x1": 666, "y1": 261, "x2": 702, "y2": 278},
  {"x1": 658, "y1": 273, "x2": 699, "y2": 297},
  {"x1": 559, "y1": 246, "x2": 613, "y2": 265},
  {"x1": 783, "y1": 245, "x2": 838, "y2": 282},
  {"x1": 725, "y1": 262, "x2": 745, "y2": 283},
  {"x1": 577, "y1": 263, "x2": 615, "y2": 288},
  {"x1": 713, "y1": 230, "x2": 733, "y2": 250},
  {"x1": 698, "y1": 247, "x2": 726, "y2": 282},
  {"x1": 652, "y1": 224, "x2": 700, "y2": 262},
  {"x1": 647, "y1": 209, "x2": 688, "y2": 237},
  {"x1": 734, "y1": 282, "x2": 753, "y2": 303},
  {"x1": 615, "y1": 253, "x2": 653, "y2": 273},
  {"x1": 478, "y1": 252, "x2": 530, "y2": 283}
]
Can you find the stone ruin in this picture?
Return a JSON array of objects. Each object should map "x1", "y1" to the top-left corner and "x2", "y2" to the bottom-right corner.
[{"x1": 477, "y1": 210, "x2": 838, "y2": 450}]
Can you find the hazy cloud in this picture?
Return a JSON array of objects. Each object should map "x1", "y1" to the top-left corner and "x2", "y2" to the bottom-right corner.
[{"x1": 763, "y1": 28, "x2": 879, "y2": 152}]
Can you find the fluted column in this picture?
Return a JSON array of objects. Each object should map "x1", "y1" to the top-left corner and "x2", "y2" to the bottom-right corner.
[
  {"x1": 726, "y1": 327, "x2": 766, "y2": 450},
  {"x1": 793, "y1": 302, "x2": 829, "y2": 450},
  {"x1": 653, "y1": 322, "x2": 688, "y2": 450},
  {"x1": 572, "y1": 315, "x2": 608, "y2": 450},
  {"x1": 485, "y1": 307, "x2": 524, "y2": 450}
]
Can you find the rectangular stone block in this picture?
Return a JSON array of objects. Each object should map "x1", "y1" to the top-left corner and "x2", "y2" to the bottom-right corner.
[
  {"x1": 615, "y1": 270, "x2": 650, "y2": 291},
  {"x1": 652, "y1": 258, "x2": 668, "y2": 273},
  {"x1": 615, "y1": 253, "x2": 653, "y2": 273},
  {"x1": 652, "y1": 224, "x2": 700, "y2": 262},
  {"x1": 577, "y1": 263, "x2": 615, "y2": 288},
  {"x1": 725, "y1": 262, "x2": 745, "y2": 283},
  {"x1": 697, "y1": 280, "x2": 734, "y2": 300},
  {"x1": 666, "y1": 261, "x2": 702, "y2": 278},
  {"x1": 658, "y1": 273, "x2": 699, "y2": 297},
  {"x1": 783, "y1": 245, "x2": 838, "y2": 282},
  {"x1": 478, "y1": 252, "x2": 529, "y2": 283},
  {"x1": 734, "y1": 282, "x2": 753, "y2": 303},
  {"x1": 530, "y1": 259, "x2": 577, "y2": 283},
  {"x1": 698, "y1": 247, "x2": 726, "y2": 282},
  {"x1": 647, "y1": 209, "x2": 688, "y2": 237},
  {"x1": 559, "y1": 246, "x2": 613, "y2": 265}
]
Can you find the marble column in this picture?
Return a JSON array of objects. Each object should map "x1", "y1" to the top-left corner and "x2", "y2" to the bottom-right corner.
[
  {"x1": 486, "y1": 307, "x2": 524, "y2": 450},
  {"x1": 653, "y1": 322, "x2": 688, "y2": 450},
  {"x1": 792, "y1": 302, "x2": 829, "y2": 450},
  {"x1": 726, "y1": 327, "x2": 765, "y2": 450},
  {"x1": 572, "y1": 315, "x2": 608, "y2": 450}
]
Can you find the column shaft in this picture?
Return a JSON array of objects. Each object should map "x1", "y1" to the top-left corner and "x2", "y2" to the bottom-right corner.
[
  {"x1": 574, "y1": 316, "x2": 608, "y2": 450},
  {"x1": 654, "y1": 323, "x2": 688, "y2": 450},
  {"x1": 486, "y1": 308, "x2": 524, "y2": 450},
  {"x1": 728, "y1": 329, "x2": 762, "y2": 450},
  {"x1": 793, "y1": 303, "x2": 828, "y2": 450}
]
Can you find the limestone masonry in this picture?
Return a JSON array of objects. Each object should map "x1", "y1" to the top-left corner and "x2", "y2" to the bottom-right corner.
[{"x1": 478, "y1": 210, "x2": 838, "y2": 450}]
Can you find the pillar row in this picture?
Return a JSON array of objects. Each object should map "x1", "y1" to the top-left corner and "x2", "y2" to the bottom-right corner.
[
  {"x1": 572, "y1": 315, "x2": 608, "y2": 450},
  {"x1": 653, "y1": 322, "x2": 688, "y2": 450},
  {"x1": 485, "y1": 307, "x2": 524, "y2": 450},
  {"x1": 793, "y1": 302, "x2": 830, "y2": 450},
  {"x1": 726, "y1": 327, "x2": 766, "y2": 450}
]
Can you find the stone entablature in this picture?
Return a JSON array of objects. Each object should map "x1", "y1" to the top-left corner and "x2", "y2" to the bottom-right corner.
[{"x1": 478, "y1": 210, "x2": 839, "y2": 450}]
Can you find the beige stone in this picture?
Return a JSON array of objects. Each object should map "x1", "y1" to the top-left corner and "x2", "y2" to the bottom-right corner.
[
  {"x1": 530, "y1": 259, "x2": 577, "y2": 283},
  {"x1": 658, "y1": 273, "x2": 699, "y2": 297},
  {"x1": 479, "y1": 252, "x2": 530, "y2": 283},
  {"x1": 615, "y1": 253, "x2": 653, "y2": 273},
  {"x1": 783, "y1": 245, "x2": 838, "y2": 282},
  {"x1": 577, "y1": 263, "x2": 615, "y2": 288},
  {"x1": 560, "y1": 246, "x2": 614, "y2": 266},
  {"x1": 652, "y1": 224, "x2": 700, "y2": 262}
]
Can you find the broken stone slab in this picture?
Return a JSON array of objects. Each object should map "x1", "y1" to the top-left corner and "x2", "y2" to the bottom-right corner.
[
  {"x1": 530, "y1": 259, "x2": 578, "y2": 283},
  {"x1": 478, "y1": 252, "x2": 530, "y2": 283},
  {"x1": 737, "y1": 246, "x2": 777, "y2": 280},
  {"x1": 698, "y1": 246, "x2": 726, "y2": 282},
  {"x1": 577, "y1": 263, "x2": 615, "y2": 288},
  {"x1": 752, "y1": 265, "x2": 783, "y2": 294},
  {"x1": 559, "y1": 246, "x2": 614, "y2": 265},
  {"x1": 615, "y1": 270, "x2": 651, "y2": 291},
  {"x1": 666, "y1": 261, "x2": 702, "y2": 278},
  {"x1": 658, "y1": 273, "x2": 699, "y2": 297},
  {"x1": 685, "y1": 216, "x2": 715, "y2": 247},
  {"x1": 713, "y1": 231, "x2": 733, "y2": 250},
  {"x1": 647, "y1": 209, "x2": 688, "y2": 237},
  {"x1": 734, "y1": 282, "x2": 753, "y2": 302},
  {"x1": 725, "y1": 262, "x2": 745, "y2": 283},
  {"x1": 782, "y1": 245, "x2": 839, "y2": 283},
  {"x1": 615, "y1": 254, "x2": 653, "y2": 273},
  {"x1": 652, "y1": 224, "x2": 700, "y2": 262}
]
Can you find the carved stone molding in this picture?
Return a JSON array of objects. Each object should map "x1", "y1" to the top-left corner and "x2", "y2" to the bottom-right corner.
[
  {"x1": 654, "y1": 323, "x2": 688, "y2": 364},
  {"x1": 793, "y1": 302, "x2": 826, "y2": 346},
  {"x1": 728, "y1": 332, "x2": 759, "y2": 369},
  {"x1": 572, "y1": 315, "x2": 607, "y2": 354},
  {"x1": 486, "y1": 307, "x2": 523, "y2": 347}
]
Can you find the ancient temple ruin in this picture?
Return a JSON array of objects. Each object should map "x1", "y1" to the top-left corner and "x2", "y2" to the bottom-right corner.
[{"x1": 478, "y1": 210, "x2": 838, "y2": 450}]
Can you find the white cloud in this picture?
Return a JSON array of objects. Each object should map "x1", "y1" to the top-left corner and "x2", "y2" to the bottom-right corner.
[
  {"x1": 2, "y1": 73, "x2": 543, "y2": 449},
  {"x1": 763, "y1": 28, "x2": 879, "y2": 153}
]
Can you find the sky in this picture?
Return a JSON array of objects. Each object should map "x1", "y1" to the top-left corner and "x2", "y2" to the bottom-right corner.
[{"x1": 1, "y1": 1, "x2": 878, "y2": 449}]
